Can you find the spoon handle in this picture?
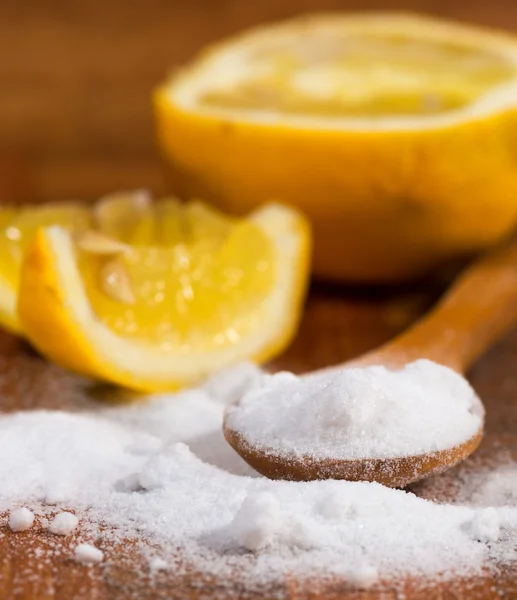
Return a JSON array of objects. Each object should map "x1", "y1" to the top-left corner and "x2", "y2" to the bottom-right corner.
[
  {"x1": 391, "y1": 237, "x2": 517, "y2": 371},
  {"x1": 370, "y1": 237, "x2": 517, "y2": 372}
]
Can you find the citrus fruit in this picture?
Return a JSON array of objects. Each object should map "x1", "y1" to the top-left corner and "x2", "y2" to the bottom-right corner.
[
  {"x1": 0, "y1": 203, "x2": 91, "y2": 333},
  {"x1": 155, "y1": 13, "x2": 517, "y2": 283},
  {"x1": 18, "y1": 195, "x2": 310, "y2": 392}
]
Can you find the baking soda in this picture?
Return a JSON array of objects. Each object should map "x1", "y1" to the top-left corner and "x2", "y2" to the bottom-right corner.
[
  {"x1": 149, "y1": 557, "x2": 168, "y2": 571},
  {"x1": 0, "y1": 362, "x2": 511, "y2": 588},
  {"x1": 49, "y1": 512, "x2": 79, "y2": 536},
  {"x1": 225, "y1": 360, "x2": 483, "y2": 459},
  {"x1": 9, "y1": 507, "x2": 34, "y2": 532},
  {"x1": 470, "y1": 507, "x2": 500, "y2": 542},
  {"x1": 230, "y1": 492, "x2": 283, "y2": 551},
  {"x1": 74, "y1": 543, "x2": 104, "y2": 564}
]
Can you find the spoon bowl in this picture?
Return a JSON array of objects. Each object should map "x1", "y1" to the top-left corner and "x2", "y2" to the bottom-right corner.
[
  {"x1": 224, "y1": 238, "x2": 517, "y2": 486},
  {"x1": 223, "y1": 420, "x2": 483, "y2": 488}
]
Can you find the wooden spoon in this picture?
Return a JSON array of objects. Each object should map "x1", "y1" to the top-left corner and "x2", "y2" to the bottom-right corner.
[{"x1": 224, "y1": 238, "x2": 517, "y2": 487}]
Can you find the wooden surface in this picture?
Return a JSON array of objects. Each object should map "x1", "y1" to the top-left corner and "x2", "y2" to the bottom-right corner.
[{"x1": 2, "y1": 0, "x2": 517, "y2": 597}]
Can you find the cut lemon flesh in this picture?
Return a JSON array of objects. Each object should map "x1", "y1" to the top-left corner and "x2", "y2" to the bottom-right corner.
[
  {"x1": 18, "y1": 199, "x2": 310, "y2": 392},
  {"x1": 169, "y1": 13, "x2": 517, "y2": 124},
  {"x1": 85, "y1": 196, "x2": 273, "y2": 346},
  {"x1": 0, "y1": 203, "x2": 91, "y2": 333},
  {"x1": 198, "y1": 35, "x2": 514, "y2": 118}
]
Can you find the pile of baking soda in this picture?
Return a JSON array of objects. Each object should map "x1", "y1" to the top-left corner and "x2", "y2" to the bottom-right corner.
[
  {"x1": 225, "y1": 359, "x2": 483, "y2": 459},
  {"x1": 0, "y1": 360, "x2": 512, "y2": 591}
]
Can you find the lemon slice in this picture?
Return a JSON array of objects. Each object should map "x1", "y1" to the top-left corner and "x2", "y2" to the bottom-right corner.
[
  {"x1": 155, "y1": 13, "x2": 517, "y2": 282},
  {"x1": 18, "y1": 198, "x2": 310, "y2": 391},
  {"x1": 0, "y1": 203, "x2": 91, "y2": 333}
]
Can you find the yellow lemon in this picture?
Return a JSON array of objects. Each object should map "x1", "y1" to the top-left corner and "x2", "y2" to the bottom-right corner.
[
  {"x1": 0, "y1": 203, "x2": 91, "y2": 333},
  {"x1": 18, "y1": 195, "x2": 310, "y2": 392},
  {"x1": 155, "y1": 13, "x2": 517, "y2": 282}
]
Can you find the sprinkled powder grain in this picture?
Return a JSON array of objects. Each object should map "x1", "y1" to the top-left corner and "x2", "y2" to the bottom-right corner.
[
  {"x1": 470, "y1": 508, "x2": 500, "y2": 543},
  {"x1": 74, "y1": 543, "x2": 104, "y2": 564},
  {"x1": 49, "y1": 512, "x2": 79, "y2": 536},
  {"x1": 0, "y1": 362, "x2": 513, "y2": 591},
  {"x1": 149, "y1": 557, "x2": 168, "y2": 571},
  {"x1": 9, "y1": 507, "x2": 34, "y2": 532}
]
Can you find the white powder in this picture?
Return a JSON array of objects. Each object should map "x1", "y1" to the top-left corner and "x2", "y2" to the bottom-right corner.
[
  {"x1": 317, "y1": 489, "x2": 353, "y2": 519},
  {"x1": 0, "y1": 363, "x2": 507, "y2": 590},
  {"x1": 468, "y1": 465, "x2": 517, "y2": 508},
  {"x1": 149, "y1": 557, "x2": 168, "y2": 571},
  {"x1": 49, "y1": 511, "x2": 79, "y2": 535},
  {"x1": 230, "y1": 492, "x2": 282, "y2": 551},
  {"x1": 9, "y1": 507, "x2": 34, "y2": 532},
  {"x1": 415, "y1": 456, "x2": 517, "y2": 570},
  {"x1": 225, "y1": 360, "x2": 483, "y2": 459},
  {"x1": 349, "y1": 563, "x2": 379, "y2": 588},
  {"x1": 470, "y1": 508, "x2": 500, "y2": 542},
  {"x1": 74, "y1": 543, "x2": 104, "y2": 564}
]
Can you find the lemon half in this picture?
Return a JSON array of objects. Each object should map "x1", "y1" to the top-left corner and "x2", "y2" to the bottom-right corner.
[{"x1": 155, "y1": 13, "x2": 517, "y2": 282}]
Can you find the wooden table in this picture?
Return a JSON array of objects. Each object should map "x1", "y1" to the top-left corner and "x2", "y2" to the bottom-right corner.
[{"x1": 2, "y1": 0, "x2": 517, "y2": 597}]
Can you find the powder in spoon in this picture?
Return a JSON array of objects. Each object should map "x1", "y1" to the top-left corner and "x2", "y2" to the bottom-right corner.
[{"x1": 225, "y1": 359, "x2": 483, "y2": 460}]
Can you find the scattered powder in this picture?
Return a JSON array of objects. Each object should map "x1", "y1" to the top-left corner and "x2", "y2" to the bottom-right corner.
[
  {"x1": 0, "y1": 362, "x2": 513, "y2": 590},
  {"x1": 470, "y1": 508, "x2": 500, "y2": 543},
  {"x1": 468, "y1": 465, "x2": 517, "y2": 508},
  {"x1": 149, "y1": 557, "x2": 168, "y2": 571},
  {"x1": 414, "y1": 452, "x2": 517, "y2": 569},
  {"x1": 225, "y1": 360, "x2": 483, "y2": 459},
  {"x1": 230, "y1": 492, "x2": 282, "y2": 551},
  {"x1": 317, "y1": 489, "x2": 353, "y2": 519},
  {"x1": 39, "y1": 517, "x2": 49, "y2": 529},
  {"x1": 9, "y1": 507, "x2": 35, "y2": 532},
  {"x1": 348, "y1": 563, "x2": 379, "y2": 589},
  {"x1": 49, "y1": 512, "x2": 79, "y2": 536},
  {"x1": 74, "y1": 543, "x2": 104, "y2": 564}
]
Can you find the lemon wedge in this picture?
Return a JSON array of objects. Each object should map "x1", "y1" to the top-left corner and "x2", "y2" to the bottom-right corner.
[
  {"x1": 0, "y1": 203, "x2": 91, "y2": 333},
  {"x1": 155, "y1": 13, "x2": 517, "y2": 282},
  {"x1": 18, "y1": 196, "x2": 310, "y2": 391}
]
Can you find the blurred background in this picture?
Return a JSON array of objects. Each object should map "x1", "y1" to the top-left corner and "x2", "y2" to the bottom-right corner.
[{"x1": 0, "y1": 0, "x2": 516, "y2": 205}]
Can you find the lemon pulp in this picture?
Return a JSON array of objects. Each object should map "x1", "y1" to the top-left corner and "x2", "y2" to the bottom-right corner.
[
  {"x1": 79, "y1": 200, "x2": 275, "y2": 351},
  {"x1": 0, "y1": 204, "x2": 91, "y2": 293},
  {"x1": 198, "y1": 33, "x2": 515, "y2": 116}
]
